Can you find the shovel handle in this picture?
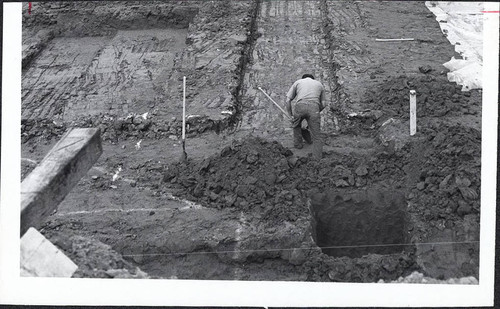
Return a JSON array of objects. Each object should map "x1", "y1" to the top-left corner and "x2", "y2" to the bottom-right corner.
[{"x1": 258, "y1": 87, "x2": 292, "y2": 120}]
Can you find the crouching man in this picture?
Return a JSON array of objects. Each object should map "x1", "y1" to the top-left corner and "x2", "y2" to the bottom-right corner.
[{"x1": 285, "y1": 74, "x2": 327, "y2": 159}]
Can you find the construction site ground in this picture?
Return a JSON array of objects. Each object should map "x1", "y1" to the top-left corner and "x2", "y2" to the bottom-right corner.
[{"x1": 21, "y1": 1, "x2": 481, "y2": 282}]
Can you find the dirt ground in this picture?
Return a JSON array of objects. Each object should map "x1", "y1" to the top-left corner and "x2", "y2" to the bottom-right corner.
[{"x1": 21, "y1": 0, "x2": 481, "y2": 282}]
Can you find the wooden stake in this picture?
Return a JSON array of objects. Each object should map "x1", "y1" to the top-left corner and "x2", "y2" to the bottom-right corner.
[
  {"x1": 182, "y1": 76, "x2": 186, "y2": 141},
  {"x1": 410, "y1": 90, "x2": 417, "y2": 136},
  {"x1": 181, "y1": 76, "x2": 187, "y2": 161},
  {"x1": 21, "y1": 128, "x2": 102, "y2": 236}
]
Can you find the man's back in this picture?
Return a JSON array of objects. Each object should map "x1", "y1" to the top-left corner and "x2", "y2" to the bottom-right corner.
[{"x1": 286, "y1": 77, "x2": 325, "y2": 103}]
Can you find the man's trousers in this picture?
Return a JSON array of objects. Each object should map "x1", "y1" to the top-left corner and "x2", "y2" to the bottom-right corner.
[{"x1": 291, "y1": 101, "x2": 322, "y2": 159}]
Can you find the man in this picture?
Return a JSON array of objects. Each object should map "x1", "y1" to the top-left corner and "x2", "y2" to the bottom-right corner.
[{"x1": 285, "y1": 74, "x2": 327, "y2": 159}]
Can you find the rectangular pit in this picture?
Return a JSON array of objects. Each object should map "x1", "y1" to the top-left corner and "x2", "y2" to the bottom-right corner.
[{"x1": 310, "y1": 189, "x2": 410, "y2": 258}]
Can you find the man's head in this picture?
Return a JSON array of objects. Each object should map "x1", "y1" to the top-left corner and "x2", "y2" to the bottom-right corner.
[{"x1": 302, "y1": 74, "x2": 315, "y2": 79}]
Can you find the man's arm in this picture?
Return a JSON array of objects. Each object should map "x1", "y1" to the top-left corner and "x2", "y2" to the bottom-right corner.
[
  {"x1": 285, "y1": 98, "x2": 293, "y2": 117},
  {"x1": 319, "y1": 86, "x2": 327, "y2": 111},
  {"x1": 285, "y1": 82, "x2": 297, "y2": 117}
]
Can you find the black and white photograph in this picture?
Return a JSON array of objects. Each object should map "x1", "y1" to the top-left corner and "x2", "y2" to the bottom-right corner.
[{"x1": 1, "y1": 0, "x2": 498, "y2": 306}]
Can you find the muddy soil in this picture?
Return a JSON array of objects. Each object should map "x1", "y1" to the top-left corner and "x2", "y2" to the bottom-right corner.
[{"x1": 22, "y1": 0, "x2": 481, "y2": 282}]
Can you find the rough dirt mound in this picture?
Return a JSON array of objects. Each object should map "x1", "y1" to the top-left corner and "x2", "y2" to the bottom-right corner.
[
  {"x1": 21, "y1": 112, "x2": 227, "y2": 146},
  {"x1": 162, "y1": 136, "x2": 306, "y2": 221},
  {"x1": 364, "y1": 72, "x2": 481, "y2": 118},
  {"x1": 332, "y1": 71, "x2": 481, "y2": 138},
  {"x1": 70, "y1": 113, "x2": 223, "y2": 142},
  {"x1": 21, "y1": 118, "x2": 67, "y2": 144},
  {"x1": 162, "y1": 136, "x2": 407, "y2": 222},
  {"x1": 403, "y1": 124, "x2": 481, "y2": 222},
  {"x1": 372, "y1": 122, "x2": 481, "y2": 238},
  {"x1": 302, "y1": 249, "x2": 417, "y2": 282}
]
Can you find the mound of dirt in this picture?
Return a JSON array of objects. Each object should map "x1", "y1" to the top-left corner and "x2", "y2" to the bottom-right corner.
[
  {"x1": 161, "y1": 136, "x2": 406, "y2": 222},
  {"x1": 21, "y1": 118, "x2": 67, "y2": 144},
  {"x1": 21, "y1": 112, "x2": 229, "y2": 146},
  {"x1": 302, "y1": 248, "x2": 418, "y2": 282},
  {"x1": 402, "y1": 124, "x2": 481, "y2": 223},
  {"x1": 364, "y1": 73, "x2": 481, "y2": 118},
  {"x1": 162, "y1": 136, "x2": 306, "y2": 221}
]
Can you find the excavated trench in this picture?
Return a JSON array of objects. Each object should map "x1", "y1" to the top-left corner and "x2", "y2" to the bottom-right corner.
[{"x1": 310, "y1": 190, "x2": 410, "y2": 258}]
